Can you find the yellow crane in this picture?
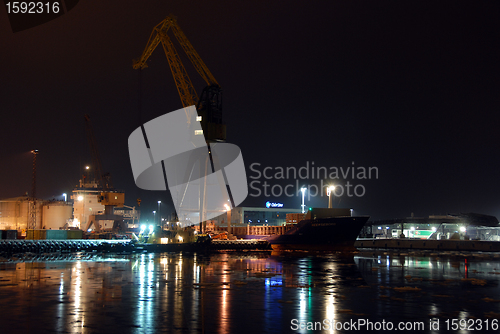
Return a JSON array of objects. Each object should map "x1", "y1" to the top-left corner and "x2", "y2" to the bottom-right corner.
[{"x1": 133, "y1": 15, "x2": 226, "y2": 142}]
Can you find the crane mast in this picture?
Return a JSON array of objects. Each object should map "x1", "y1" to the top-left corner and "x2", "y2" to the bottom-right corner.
[
  {"x1": 28, "y1": 149, "x2": 39, "y2": 234},
  {"x1": 84, "y1": 114, "x2": 110, "y2": 190},
  {"x1": 83, "y1": 115, "x2": 125, "y2": 232},
  {"x1": 133, "y1": 15, "x2": 225, "y2": 142}
]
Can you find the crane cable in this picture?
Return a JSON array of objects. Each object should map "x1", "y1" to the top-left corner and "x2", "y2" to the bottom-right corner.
[{"x1": 136, "y1": 69, "x2": 145, "y2": 208}]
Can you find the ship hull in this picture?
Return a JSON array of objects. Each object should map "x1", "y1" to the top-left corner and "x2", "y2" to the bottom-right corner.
[{"x1": 264, "y1": 216, "x2": 369, "y2": 251}]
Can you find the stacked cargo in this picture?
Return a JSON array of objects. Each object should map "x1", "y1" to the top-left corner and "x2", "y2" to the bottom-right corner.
[
  {"x1": 26, "y1": 229, "x2": 47, "y2": 240},
  {"x1": 46, "y1": 230, "x2": 68, "y2": 240},
  {"x1": 23, "y1": 229, "x2": 85, "y2": 240},
  {"x1": 1, "y1": 230, "x2": 18, "y2": 239},
  {"x1": 67, "y1": 230, "x2": 83, "y2": 239}
]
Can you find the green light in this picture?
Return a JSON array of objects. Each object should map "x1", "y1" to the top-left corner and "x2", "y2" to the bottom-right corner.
[{"x1": 308, "y1": 207, "x2": 312, "y2": 211}]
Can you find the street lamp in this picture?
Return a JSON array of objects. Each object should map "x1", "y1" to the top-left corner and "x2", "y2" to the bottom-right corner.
[
  {"x1": 62, "y1": 193, "x2": 67, "y2": 202},
  {"x1": 157, "y1": 200, "x2": 161, "y2": 226},
  {"x1": 224, "y1": 204, "x2": 231, "y2": 235},
  {"x1": 84, "y1": 166, "x2": 90, "y2": 185},
  {"x1": 153, "y1": 210, "x2": 156, "y2": 224},
  {"x1": 300, "y1": 187, "x2": 306, "y2": 213},
  {"x1": 326, "y1": 185, "x2": 335, "y2": 209}
]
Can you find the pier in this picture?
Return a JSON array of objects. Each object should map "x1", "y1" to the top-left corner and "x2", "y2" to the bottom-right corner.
[
  {"x1": 356, "y1": 238, "x2": 500, "y2": 252},
  {"x1": 0, "y1": 238, "x2": 271, "y2": 256}
]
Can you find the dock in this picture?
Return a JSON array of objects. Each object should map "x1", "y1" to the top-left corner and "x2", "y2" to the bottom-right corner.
[
  {"x1": 0, "y1": 238, "x2": 271, "y2": 256},
  {"x1": 355, "y1": 238, "x2": 500, "y2": 252}
]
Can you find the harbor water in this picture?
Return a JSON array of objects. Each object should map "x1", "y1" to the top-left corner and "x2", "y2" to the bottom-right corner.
[{"x1": 1, "y1": 250, "x2": 500, "y2": 333}]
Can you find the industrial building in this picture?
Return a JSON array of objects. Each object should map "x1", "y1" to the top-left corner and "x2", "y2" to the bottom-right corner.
[
  {"x1": 71, "y1": 179, "x2": 106, "y2": 229},
  {"x1": 72, "y1": 178, "x2": 139, "y2": 231},
  {"x1": 0, "y1": 196, "x2": 72, "y2": 231},
  {"x1": 0, "y1": 187, "x2": 138, "y2": 233},
  {"x1": 361, "y1": 213, "x2": 500, "y2": 241},
  {"x1": 208, "y1": 206, "x2": 303, "y2": 227}
]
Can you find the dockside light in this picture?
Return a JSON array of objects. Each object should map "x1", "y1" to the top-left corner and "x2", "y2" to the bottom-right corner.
[{"x1": 301, "y1": 187, "x2": 306, "y2": 213}]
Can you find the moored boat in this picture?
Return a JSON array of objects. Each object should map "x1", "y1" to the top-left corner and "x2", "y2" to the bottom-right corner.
[
  {"x1": 232, "y1": 208, "x2": 369, "y2": 251},
  {"x1": 267, "y1": 214, "x2": 369, "y2": 251}
]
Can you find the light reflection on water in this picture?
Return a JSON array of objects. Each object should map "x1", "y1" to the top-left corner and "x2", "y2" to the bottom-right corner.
[{"x1": 0, "y1": 251, "x2": 500, "y2": 333}]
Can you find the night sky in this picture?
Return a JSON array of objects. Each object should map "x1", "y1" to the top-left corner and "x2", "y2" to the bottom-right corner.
[{"x1": 1, "y1": 1, "x2": 499, "y2": 222}]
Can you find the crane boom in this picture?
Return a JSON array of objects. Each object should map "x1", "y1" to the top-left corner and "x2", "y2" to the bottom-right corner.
[
  {"x1": 160, "y1": 30, "x2": 199, "y2": 108},
  {"x1": 169, "y1": 19, "x2": 218, "y2": 86},
  {"x1": 133, "y1": 15, "x2": 218, "y2": 86}
]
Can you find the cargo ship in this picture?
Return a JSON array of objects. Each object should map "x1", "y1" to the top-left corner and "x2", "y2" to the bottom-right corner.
[{"x1": 232, "y1": 208, "x2": 369, "y2": 251}]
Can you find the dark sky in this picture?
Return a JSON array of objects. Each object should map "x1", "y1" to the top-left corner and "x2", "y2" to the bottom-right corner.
[{"x1": 1, "y1": 1, "x2": 499, "y2": 222}]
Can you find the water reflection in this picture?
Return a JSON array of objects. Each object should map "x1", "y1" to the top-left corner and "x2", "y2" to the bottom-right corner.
[{"x1": 1, "y1": 251, "x2": 500, "y2": 333}]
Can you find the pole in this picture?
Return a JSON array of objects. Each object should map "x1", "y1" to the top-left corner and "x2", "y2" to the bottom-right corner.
[
  {"x1": 157, "y1": 201, "x2": 161, "y2": 226},
  {"x1": 327, "y1": 185, "x2": 335, "y2": 209},
  {"x1": 29, "y1": 150, "x2": 39, "y2": 234},
  {"x1": 224, "y1": 204, "x2": 231, "y2": 236},
  {"x1": 301, "y1": 188, "x2": 306, "y2": 214}
]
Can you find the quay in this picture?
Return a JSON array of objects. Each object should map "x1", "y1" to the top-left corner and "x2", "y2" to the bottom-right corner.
[
  {"x1": 0, "y1": 238, "x2": 271, "y2": 256},
  {"x1": 0, "y1": 239, "x2": 134, "y2": 256},
  {"x1": 356, "y1": 238, "x2": 500, "y2": 252}
]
